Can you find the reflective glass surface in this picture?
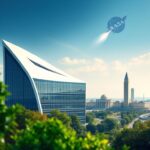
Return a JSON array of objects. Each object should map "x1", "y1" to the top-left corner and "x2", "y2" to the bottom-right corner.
[
  {"x1": 34, "y1": 79, "x2": 86, "y2": 123},
  {"x1": 4, "y1": 47, "x2": 38, "y2": 110}
]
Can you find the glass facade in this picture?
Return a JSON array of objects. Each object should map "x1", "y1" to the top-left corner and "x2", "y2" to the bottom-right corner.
[
  {"x1": 4, "y1": 47, "x2": 38, "y2": 110},
  {"x1": 34, "y1": 79, "x2": 86, "y2": 123},
  {"x1": 4, "y1": 45, "x2": 86, "y2": 124}
]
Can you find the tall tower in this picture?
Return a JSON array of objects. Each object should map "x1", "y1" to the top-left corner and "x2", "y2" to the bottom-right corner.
[
  {"x1": 131, "y1": 88, "x2": 134, "y2": 103},
  {"x1": 124, "y1": 73, "x2": 129, "y2": 106}
]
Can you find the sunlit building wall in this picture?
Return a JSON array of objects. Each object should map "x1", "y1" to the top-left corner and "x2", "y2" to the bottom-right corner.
[{"x1": 3, "y1": 40, "x2": 86, "y2": 123}]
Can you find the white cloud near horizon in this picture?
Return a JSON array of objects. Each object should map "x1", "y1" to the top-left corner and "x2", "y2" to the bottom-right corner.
[
  {"x1": 61, "y1": 57, "x2": 108, "y2": 72},
  {"x1": 60, "y1": 52, "x2": 150, "y2": 99}
]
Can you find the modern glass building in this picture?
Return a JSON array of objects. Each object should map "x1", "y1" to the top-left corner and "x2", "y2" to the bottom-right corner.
[{"x1": 3, "y1": 40, "x2": 86, "y2": 123}]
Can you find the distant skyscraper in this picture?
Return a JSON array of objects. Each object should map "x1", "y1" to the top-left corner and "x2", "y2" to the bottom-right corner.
[
  {"x1": 124, "y1": 73, "x2": 129, "y2": 106},
  {"x1": 131, "y1": 88, "x2": 134, "y2": 103}
]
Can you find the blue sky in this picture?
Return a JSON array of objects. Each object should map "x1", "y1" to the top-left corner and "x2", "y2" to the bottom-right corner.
[{"x1": 1, "y1": 0, "x2": 150, "y2": 98}]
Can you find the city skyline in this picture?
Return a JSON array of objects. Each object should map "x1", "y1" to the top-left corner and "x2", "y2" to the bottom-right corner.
[{"x1": 0, "y1": 0, "x2": 150, "y2": 98}]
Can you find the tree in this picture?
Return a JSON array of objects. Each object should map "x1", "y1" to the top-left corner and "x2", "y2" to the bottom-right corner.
[
  {"x1": 133, "y1": 120, "x2": 142, "y2": 129},
  {"x1": 7, "y1": 104, "x2": 48, "y2": 130},
  {"x1": 12, "y1": 118, "x2": 77, "y2": 150},
  {"x1": 78, "y1": 132, "x2": 113, "y2": 150},
  {"x1": 25, "y1": 109, "x2": 48, "y2": 123},
  {"x1": 0, "y1": 81, "x2": 117, "y2": 150},
  {"x1": 50, "y1": 109, "x2": 71, "y2": 128},
  {"x1": 0, "y1": 82, "x2": 10, "y2": 133},
  {"x1": 0, "y1": 82, "x2": 10, "y2": 149},
  {"x1": 70, "y1": 115, "x2": 85, "y2": 137},
  {"x1": 86, "y1": 112, "x2": 95, "y2": 124},
  {"x1": 86, "y1": 123, "x2": 97, "y2": 134},
  {"x1": 0, "y1": 82, "x2": 20, "y2": 148},
  {"x1": 101, "y1": 118, "x2": 120, "y2": 132},
  {"x1": 97, "y1": 123, "x2": 105, "y2": 132},
  {"x1": 95, "y1": 111, "x2": 110, "y2": 119},
  {"x1": 0, "y1": 81, "x2": 48, "y2": 146},
  {"x1": 113, "y1": 121, "x2": 150, "y2": 150},
  {"x1": 13, "y1": 118, "x2": 112, "y2": 150},
  {"x1": 133, "y1": 120, "x2": 150, "y2": 130},
  {"x1": 121, "y1": 119, "x2": 127, "y2": 127}
]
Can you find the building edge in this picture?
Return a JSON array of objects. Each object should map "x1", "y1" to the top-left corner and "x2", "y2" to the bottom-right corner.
[{"x1": 2, "y1": 40, "x2": 43, "y2": 114}]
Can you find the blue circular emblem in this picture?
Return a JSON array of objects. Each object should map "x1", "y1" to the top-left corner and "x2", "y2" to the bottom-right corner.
[{"x1": 107, "y1": 16, "x2": 126, "y2": 33}]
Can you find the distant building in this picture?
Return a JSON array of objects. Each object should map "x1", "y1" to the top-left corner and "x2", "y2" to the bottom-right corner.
[
  {"x1": 96, "y1": 95, "x2": 112, "y2": 110},
  {"x1": 109, "y1": 100, "x2": 123, "y2": 111},
  {"x1": 113, "y1": 101, "x2": 121, "y2": 107},
  {"x1": 143, "y1": 102, "x2": 150, "y2": 110},
  {"x1": 130, "y1": 101, "x2": 150, "y2": 110},
  {"x1": 86, "y1": 100, "x2": 96, "y2": 110},
  {"x1": 124, "y1": 73, "x2": 130, "y2": 106},
  {"x1": 131, "y1": 88, "x2": 134, "y2": 103}
]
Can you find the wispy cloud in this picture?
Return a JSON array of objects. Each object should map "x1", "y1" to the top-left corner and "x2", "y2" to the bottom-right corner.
[
  {"x1": 60, "y1": 52, "x2": 150, "y2": 98},
  {"x1": 53, "y1": 40, "x2": 81, "y2": 52},
  {"x1": 46, "y1": 37, "x2": 83, "y2": 52},
  {"x1": 61, "y1": 57, "x2": 108, "y2": 73},
  {"x1": 59, "y1": 43, "x2": 81, "y2": 52},
  {"x1": 111, "y1": 52, "x2": 150, "y2": 73},
  {"x1": 61, "y1": 57, "x2": 87, "y2": 65}
]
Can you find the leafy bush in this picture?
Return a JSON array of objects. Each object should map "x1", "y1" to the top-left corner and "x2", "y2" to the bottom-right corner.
[
  {"x1": 12, "y1": 118, "x2": 77, "y2": 150},
  {"x1": 0, "y1": 81, "x2": 112, "y2": 150},
  {"x1": 113, "y1": 121, "x2": 150, "y2": 150}
]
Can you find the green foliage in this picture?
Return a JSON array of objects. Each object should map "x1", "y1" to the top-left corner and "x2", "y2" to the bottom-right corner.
[
  {"x1": 13, "y1": 118, "x2": 76, "y2": 150},
  {"x1": 95, "y1": 111, "x2": 112, "y2": 119},
  {"x1": 86, "y1": 112, "x2": 95, "y2": 124},
  {"x1": 120, "y1": 119, "x2": 127, "y2": 126},
  {"x1": 5, "y1": 104, "x2": 48, "y2": 144},
  {"x1": 120, "y1": 111, "x2": 141, "y2": 127},
  {"x1": 133, "y1": 120, "x2": 150, "y2": 129},
  {"x1": 113, "y1": 121, "x2": 150, "y2": 150},
  {"x1": 0, "y1": 82, "x2": 10, "y2": 133},
  {"x1": 0, "y1": 82, "x2": 48, "y2": 146},
  {"x1": 78, "y1": 133, "x2": 113, "y2": 150},
  {"x1": 25, "y1": 109, "x2": 48, "y2": 124},
  {"x1": 97, "y1": 118, "x2": 120, "y2": 133},
  {"x1": 50, "y1": 109, "x2": 71, "y2": 128},
  {"x1": 12, "y1": 118, "x2": 112, "y2": 150},
  {"x1": 0, "y1": 81, "x2": 137, "y2": 150},
  {"x1": 86, "y1": 111, "x2": 120, "y2": 136},
  {"x1": 0, "y1": 80, "x2": 111, "y2": 150},
  {"x1": 70, "y1": 115, "x2": 86, "y2": 137},
  {"x1": 103, "y1": 118, "x2": 120, "y2": 132},
  {"x1": 86, "y1": 123, "x2": 97, "y2": 134},
  {"x1": 0, "y1": 82, "x2": 11, "y2": 147},
  {"x1": 50, "y1": 110, "x2": 86, "y2": 137},
  {"x1": 133, "y1": 120, "x2": 142, "y2": 129},
  {"x1": 86, "y1": 111, "x2": 114, "y2": 125},
  {"x1": 121, "y1": 145, "x2": 130, "y2": 150}
]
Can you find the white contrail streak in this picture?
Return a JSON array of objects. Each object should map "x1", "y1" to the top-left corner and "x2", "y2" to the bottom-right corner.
[{"x1": 96, "y1": 30, "x2": 111, "y2": 45}]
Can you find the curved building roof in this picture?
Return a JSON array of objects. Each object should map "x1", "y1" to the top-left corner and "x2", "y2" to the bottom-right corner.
[{"x1": 3, "y1": 40, "x2": 85, "y2": 83}]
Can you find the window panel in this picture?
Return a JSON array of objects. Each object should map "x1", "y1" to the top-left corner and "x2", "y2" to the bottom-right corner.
[{"x1": 34, "y1": 79, "x2": 86, "y2": 123}]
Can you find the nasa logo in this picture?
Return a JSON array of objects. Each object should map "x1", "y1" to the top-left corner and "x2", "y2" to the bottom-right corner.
[{"x1": 107, "y1": 16, "x2": 127, "y2": 33}]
